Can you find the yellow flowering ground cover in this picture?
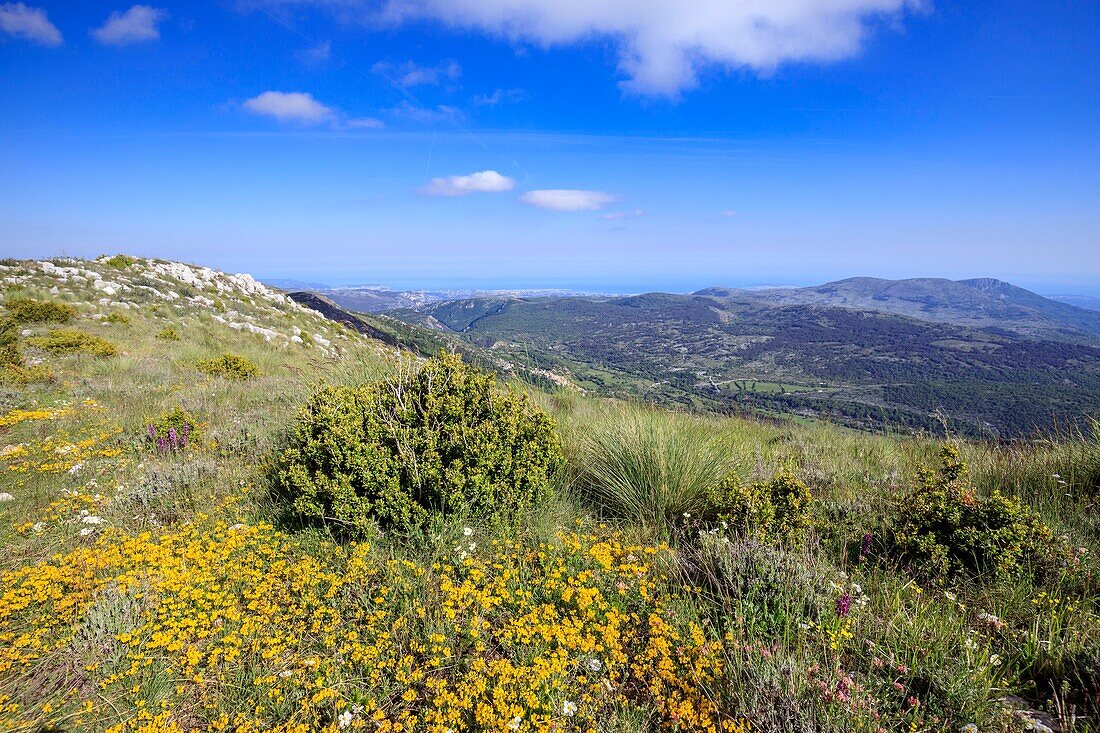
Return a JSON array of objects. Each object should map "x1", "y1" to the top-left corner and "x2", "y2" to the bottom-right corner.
[{"x1": 0, "y1": 517, "x2": 750, "y2": 733}]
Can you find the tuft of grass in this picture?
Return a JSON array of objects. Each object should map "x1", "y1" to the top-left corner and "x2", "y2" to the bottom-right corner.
[
  {"x1": 197, "y1": 352, "x2": 259, "y2": 380},
  {"x1": 571, "y1": 406, "x2": 739, "y2": 528},
  {"x1": 25, "y1": 328, "x2": 117, "y2": 356}
]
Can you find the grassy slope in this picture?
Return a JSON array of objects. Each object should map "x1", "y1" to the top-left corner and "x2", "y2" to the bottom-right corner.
[{"x1": 1, "y1": 257, "x2": 1098, "y2": 733}]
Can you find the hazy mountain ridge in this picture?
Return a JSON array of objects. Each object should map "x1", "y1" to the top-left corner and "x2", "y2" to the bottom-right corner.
[
  {"x1": 392, "y1": 290, "x2": 1100, "y2": 437},
  {"x1": 697, "y1": 276, "x2": 1100, "y2": 342}
]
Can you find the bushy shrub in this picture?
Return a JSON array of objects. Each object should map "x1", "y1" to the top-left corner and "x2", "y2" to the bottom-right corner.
[
  {"x1": 275, "y1": 352, "x2": 562, "y2": 535},
  {"x1": 709, "y1": 469, "x2": 814, "y2": 541},
  {"x1": 106, "y1": 312, "x2": 131, "y2": 324},
  {"x1": 103, "y1": 254, "x2": 136, "y2": 269},
  {"x1": 26, "y1": 328, "x2": 117, "y2": 356},
  {"x1": 156, "y1": 326, "x2": 180, "y2": 341},
  {"x1": 4, "y1": 297, "x2": 74, "y2": 324},
  {"x1": 197, "y1": 353, "x2": 258, "y2": 380},
  {"x1": 145, "y1": 407, "x2": 201, "y2": 453},
  {"x1": 891, "y1": 445, "x2": 1077, "y2": 583},
  {"x1": 572, "y1": 409, "x2": 736, "y2": 527}
]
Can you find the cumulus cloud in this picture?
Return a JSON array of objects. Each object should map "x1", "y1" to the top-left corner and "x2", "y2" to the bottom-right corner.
[
  {"x1": 91, "y1": 5, "x2": 166, "y2": 45},
  {"x1": 520, "y1": 189, "x2": 617, "y2": 212},
  {"x1": 601, "y1": 208, "x2": 645, "y2": 220},
  {"x1": 373, "y1": 0, "x2": 921, "y2": 97},
  {"x1": 243, "y1": 91, "x2": 336, "y2": 124},
  {"x1": 0, "y1": 3, "x2": 62, "y2": 46},
  {"x1": 420, "y1": 170, "x2": 515, "y2": 196},
  {"x1": 372, "y1": 59, "x2": 461, "y2": 87}
]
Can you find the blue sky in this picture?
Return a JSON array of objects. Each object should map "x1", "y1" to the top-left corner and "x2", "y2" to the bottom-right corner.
[{"x1": 1, "y1": 1, "x2": 1098, "y2": 294}]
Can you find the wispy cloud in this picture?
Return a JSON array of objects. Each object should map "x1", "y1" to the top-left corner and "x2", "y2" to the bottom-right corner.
[
  {"x1": 420, "y1": 170, "x2": 515, "y2": 196},
  {"x1": 346, "y1": 116, "x2": 385, "y2": 129},
  {"x1": 373, "y1": 0, "x2": 921, "y2": 98},
  {"x1": 472, "y1": 88, "x2": 527, "y2": 107},
  {"x1": 296, "y1": 40, "x2": 331, "y2": 65},
  {"x1": 91, "y1": 5, "x2": 167, "y2": 46},
  {"x1": 388, "y1": 101, "x2": 463, "y2": 124},
  {"x1": 520, "y1": 189, "x2": 617, "y2": 212},
  {"x1": 721, "y1": 210, "x2": 740, "y2": 217},
  {"x1": 242, "y1": 91, "x2": 337, "y2": 124},
  {"x1": 601, "y1": 208, "x2": 645, "y2": 221},
  {"x1": 0, "y1": 3, "x2": 62, "y2": 46},
  {"x1": 372, "y1": 59, "x2": 461, "y2": 88}
]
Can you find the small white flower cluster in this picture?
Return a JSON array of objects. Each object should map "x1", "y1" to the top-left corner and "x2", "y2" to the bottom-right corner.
[
  {"x1": 1019, "y1": 714, "x2": 1053, "y2": 733},
  {"x1": 455, "y1": 527, "x2": 477, "y2": 561}
]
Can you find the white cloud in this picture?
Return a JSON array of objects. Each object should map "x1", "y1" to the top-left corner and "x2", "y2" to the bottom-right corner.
[
  {"x1": 601, "y1": 208, "x2": 645, "y2": 220},
  {"x1": 91, "y1": 5, "x2": 166, "y2": 46},
  {"x1": 243, "y1": 91, "x2": 336, "y2": 124},
  {"x1": 520, "y1": 189, "x2": 617, "y2": 212},
  {"x1": 372, "y1": 59, "x2": 461, "y2": 87},
  {"x1": 721, "y1": 210, "x2": 740, "y2": 217},
  {"x1": 420, "y1": 170, "x2": 515, "y2": 196},
  {"x1": 374, "y1": 0, "x2": 921, "y2": 97},
  {"x1": 0, "y1": 3, "x2": 62, "y2": 46}
]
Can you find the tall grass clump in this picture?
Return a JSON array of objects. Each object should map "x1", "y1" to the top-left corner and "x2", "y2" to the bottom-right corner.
[{"x1": 571, "y1": 407, "x2": 739, "y2": 528}]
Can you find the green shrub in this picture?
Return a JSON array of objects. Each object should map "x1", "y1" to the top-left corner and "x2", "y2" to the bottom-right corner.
[
  {"x1": 197, "y1": 353, "x2": 258, "y2": 380},
  {"x1": 156, "y1": 326, "x2": 180, "y2": 341},
  {"x1": 106, "y1": 312, "x2": 131, "y2": 324},
  {"x1": 0, "y1": 363, "x2": 53, "y2": 385},
  {"x1": 145, "y1": 407, "x2": 202, "y2": 452},
  {"x1": 103, "y1": 254, "x2": 136, "y2": 269},
  {"x1": 4, "y1": 297, "x2": 74, "y2": 324},
  {"x1": 709, "y1": 469, "x2": 814, "y2": 541},
  {"x1": 275, "y1": 352, "x2": 562, "y2": 536},
  {"x1": 891, "y1": 445, "x2": 1076, "y2": 584},
  {"x1": 26, "y1": 328, "x2": 117, "y2": 357},
  {"x1": 572, "y1": 409, "x2": 736, "y2": 528}
]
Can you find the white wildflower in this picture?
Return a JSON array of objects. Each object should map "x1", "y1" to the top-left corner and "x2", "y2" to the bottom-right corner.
[
  {"x1": 81, "y1": 515, "x2": 105, "y2": 525},
  {"x1": 587, "y1": 657, "x2": 603, "y2": 672},
  {"x1": 562, "y1": 700, "x2": 577, "y2": 716},
  {"x1": 32, "y1": 522, "x2": 44, "y2": 532},
  {"x1": 337, "y1": 710, "x2": 353, "y2": 729},
  {"x1": 463, "y1": 526, "x2": 473, "y2": 537},
  {"x1": 508, "y1": 716, "x2": 522, "y2": 730},
  {"x1": 0, "y1": 492, "x2": 14, "y2": 502},
  {"x1": 961, "y1": 724, "x2": 978, "y2": 733},
  {"x1": 79, "y1": 527, "x2": 96, "y2": 536}
]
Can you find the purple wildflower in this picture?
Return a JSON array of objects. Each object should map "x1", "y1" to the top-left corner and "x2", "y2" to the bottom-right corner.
[
  {"x1": 837, "y1": 593, "x2": 852, "y2": 617},
  {"x1": 147, "y1": 424, "x2": 156, "y2": 440},
  {"x1": 861, "y1": 532, "x2": 873, "y2": 557},
  {"x1": 168, "y1": 427, "x2": 178, "y2": 449}
]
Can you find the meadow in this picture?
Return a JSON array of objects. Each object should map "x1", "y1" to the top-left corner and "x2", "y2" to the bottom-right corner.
[{"x1": 1, "y1": 257, "x2": 1097, "y2": 733}]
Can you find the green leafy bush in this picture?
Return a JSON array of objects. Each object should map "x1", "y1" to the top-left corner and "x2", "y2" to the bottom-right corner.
[
  {"x1": 26, "y1": 328, "x2": 117, "y2": 357},
  {"x1": 103, "y1": 254, "x2": 136, "y2": 268},
  {"x1": 891, "y1": 445, "x2": 1076, "y2": 583},
  {"x1": 4, "y1": 297, "x2": 74, "y2": 324},
  {"x1": 275, "y1": 352, "x2": 562, "y2": 535},
  {"x1": 156, "y1": 326, "x2": 180, "y2": 341},
  {"x1": 106, "y1": 312, "x2": 131, "y2": 324},
  {"x1": 708, "y1": 470, "x2": 814, "y2": 541},
  {"x1": 197, "y1": 353, "x2": 258, "y2": 380}
]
